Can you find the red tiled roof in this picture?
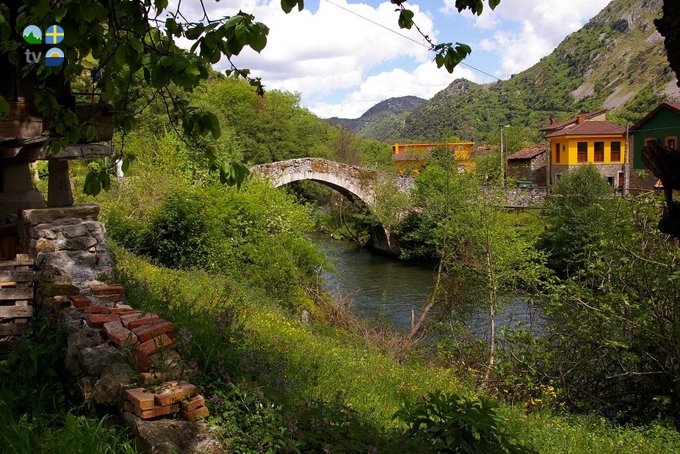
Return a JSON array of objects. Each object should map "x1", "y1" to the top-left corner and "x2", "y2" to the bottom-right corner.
[
  {"x1": 541, "y1": 109, "x2": 608, "y2": 131},
  {"x1": 507, "y1": 145, "x2": 546, "y2": 160},
  {"x1": 545, "y1": 121, "x2": 626, "y2": 138}
]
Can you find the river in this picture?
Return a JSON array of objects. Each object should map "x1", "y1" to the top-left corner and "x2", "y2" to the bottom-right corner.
[{"x1": 313, "y1": 235, "x2": 543, "y2": 336}]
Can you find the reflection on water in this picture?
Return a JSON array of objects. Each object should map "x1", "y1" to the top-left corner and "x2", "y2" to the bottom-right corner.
[{"x1": 313, "y1": 234, "x2": 542, "y2": 335}]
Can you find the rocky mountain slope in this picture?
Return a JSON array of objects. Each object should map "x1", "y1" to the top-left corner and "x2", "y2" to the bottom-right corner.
[{"x1": 335, "y1": 0, "x2": 678, "y2": 143}]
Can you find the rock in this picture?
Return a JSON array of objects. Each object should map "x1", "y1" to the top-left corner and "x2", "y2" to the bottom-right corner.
[
  {"x1": 41, "y1": 282, "x2": 79, "y2": 297},
  {"x1": 66, "y1": 325, "x2": 105, "y2": 374},
  {"x1": 81, "y1": 344, "x2": 124, "y2": 376},
  {"x1": 36, "y1": 238, "x2": 55, "y2": 253},
  {"x1": 61, "y1": 224, "x2": 88, "y2": 238},
  {"x1": 123, "y1": 412, "x2": 224, "y2": 454},
  {"x1": 92, "y1": 362, "x2": 135, "y2": 406},
  {"x1": 61, "y1": 310, "x2": 86, "y2": 334}
]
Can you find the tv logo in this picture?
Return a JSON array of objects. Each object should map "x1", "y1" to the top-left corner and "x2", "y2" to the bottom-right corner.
[{"x1": 22, "y1": 24, "x2": 64, "y2": 66}]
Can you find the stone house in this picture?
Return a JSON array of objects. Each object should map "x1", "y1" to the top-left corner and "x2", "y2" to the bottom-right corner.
[
  {"x1": 543, "y1": 111, "x2": 627, "y2": 188},
  {"x1": 506, "y1": 145, "x2": 547, "y2": 186}
]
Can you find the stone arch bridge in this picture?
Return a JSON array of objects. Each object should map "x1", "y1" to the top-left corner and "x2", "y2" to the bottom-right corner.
[
  {"x1": 251, "y1": 158, "x2": 413, "y2": 207},
  {"x1": 251, "y1": 158, "x2": 413, "y2": 254}
]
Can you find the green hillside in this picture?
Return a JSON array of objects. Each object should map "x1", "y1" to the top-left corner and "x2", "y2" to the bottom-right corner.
[{"x1": 344, "y1": 0, "x2": 678, "y2": 143}]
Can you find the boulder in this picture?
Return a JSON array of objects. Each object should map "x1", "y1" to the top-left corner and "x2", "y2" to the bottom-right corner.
[
  {"x1": 92, "y1": 362, "x2": 135, "y2": 406},
  {"x1": 123, "y1": 412, "x2": 224, "y2": 454},
  {"x1": 81, "y1": 344, "x2": 124, "y2": 376}
]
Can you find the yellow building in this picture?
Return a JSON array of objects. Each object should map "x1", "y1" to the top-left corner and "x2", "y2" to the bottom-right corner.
[
  {"x1": 544, "y1": 111, "x2": 627, "y2": 188},
  {"x1": 391, "y1": 142, "x2": 475, "y2": 174}
]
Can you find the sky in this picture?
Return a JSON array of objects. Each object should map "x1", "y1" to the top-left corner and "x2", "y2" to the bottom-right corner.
[{"x1": 170, "y1": 0, "x2": 612, "y2": 118}]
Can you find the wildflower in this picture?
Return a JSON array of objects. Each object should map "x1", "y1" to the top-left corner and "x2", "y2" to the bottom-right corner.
[{"x1": 208, "y1": 394, "x2": 222, "y2": 408}]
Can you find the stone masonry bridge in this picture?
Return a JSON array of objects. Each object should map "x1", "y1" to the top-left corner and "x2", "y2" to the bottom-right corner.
[
  {"x1": 251, "y1": 158, "x2": 413, "y2": 254},
  {"x1": 251, "y1": 158, "x2": 412, "y2": 207}
]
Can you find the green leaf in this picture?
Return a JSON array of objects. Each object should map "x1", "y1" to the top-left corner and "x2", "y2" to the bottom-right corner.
[
  {"x1": 398, "y1": 9, "x2": 414, "y2": 29},
  {"x1": 83, "y1": 171, "x2": 101, "y2": 196},
  {"x1": 185, "y1": 24, "x2": 204, "y2": 40},
  {"x1": 281, "y1": 0, "x2": 303, "y2": 14}
]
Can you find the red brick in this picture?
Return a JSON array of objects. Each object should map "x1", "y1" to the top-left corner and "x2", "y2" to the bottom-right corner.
[
  {"x1": 125, "y1": 314, "x2": 159, "y2": 329},
  {"x1": 82, "y1": 305, "x2": 111, "y2": 314},
  {"x1": 138, "y1": 334, "x2": 175, "y2": 355},
  {"x1": 133, "y1": 320, "x2": 174, "y2": 343},
  {"x1": 132, "y1": 350, "x2": 153, "y2": 372},
  {"x1": 68, "y1": 295, "x2": 91, "y2": 308},
  {"x1": 125, "y1": 388, "x2": 155, "y2": 411},
  {"x1": 103, "y1": 320, "x2": 138, "y2": 347},
  {"x1": 138, "y1": 404, "x2": 173, "y2": 419},
  {"x1": 181, "y1": 395, "x2": 205, "y2": 413},
  {"x1": 91, "y1": 283, "x2": 125, "y2": 295},
  {"x1": 86, "y1": 313, "x2": 120, "y2": 327},
  {"x1": 154, "y1": 381, "x2": 198, "y2": 406},
  {"x1": 108, "y1": 308, "x2": 139, "y2": 315},
  {"x1": 182, "y1": 405, "x2": 209, "y2": 422},
  {"x1": 95, "y1": 294, "x2": 123, "y2": 303}
]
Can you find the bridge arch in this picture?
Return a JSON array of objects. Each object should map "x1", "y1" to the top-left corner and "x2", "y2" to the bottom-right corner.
[
  {"x1": 252, "y1": 158, "x2": 401, "y2": 254},
  {"x1": 251, "y1": 158, "x2": 379, "y2": 206}
]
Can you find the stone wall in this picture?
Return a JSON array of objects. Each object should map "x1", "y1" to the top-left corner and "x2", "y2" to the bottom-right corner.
[
  {"x1": 18, "y1": 204, "x2": 114, "y2": 290},
  {"x1": 501, "y1": 187, "x2": 548, "y2": 207},
  {"x1": 551, "y1": 163, "x2": 626, "y2": 186}
]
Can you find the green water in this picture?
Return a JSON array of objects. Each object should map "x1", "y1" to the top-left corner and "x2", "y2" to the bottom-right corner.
[{"x1": 313, "y1": 235, "x2": 542, "y2": 335}]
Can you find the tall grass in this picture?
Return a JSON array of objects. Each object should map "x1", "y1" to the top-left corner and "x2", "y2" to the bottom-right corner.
[{"x1": 113, "y1": 245, "x2": 680, "y2": 453}]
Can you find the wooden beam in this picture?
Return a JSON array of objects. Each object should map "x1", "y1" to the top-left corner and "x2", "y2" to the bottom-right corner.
[
  {"x1": 0, "y1": 288, "x2": 32, "y2": 301},
  {"x1": 0, "y1": 323, "x2": 26, "y2": 336},
  {"x1": 0, "y1": 305, "x2": 33, "y2": 318},
  {"x1": 47, "y1": 160, "x2": 74, "y2": 207},
  {"x1": 0, "y1": 271, "x2": 34, "y2": 283}
]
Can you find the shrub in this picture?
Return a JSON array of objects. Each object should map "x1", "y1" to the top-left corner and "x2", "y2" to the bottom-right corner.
[{"x1": 395, "y1": 391, "x2": 531, "y2": 453}]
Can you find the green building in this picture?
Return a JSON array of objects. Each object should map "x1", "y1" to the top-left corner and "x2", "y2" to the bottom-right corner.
[{"x1": 629, "y1": 103, "x2": 680, "y2": 191}]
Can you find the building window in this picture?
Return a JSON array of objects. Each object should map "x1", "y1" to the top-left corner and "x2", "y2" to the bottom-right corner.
[
  {"x1": 594, "y1": 142, "x2": 604, "y2": 162},
  {"x1": 666, "y1": 136, "x2": 678, "y2": 150},
  {"x1": 556, "y1": 174, "x2": 562, "y2": 181},
  {"x1": 617, "y1": 171, "x2": 624, "y2": 189},
  {"x1": 577, "y1": 142, "x2": 588, "y2": 163},
  {"x1": 611, "y1": 141, "x2": 621, "y2": 162},
  {"x1": 554, "y1": 143, "x2": 560, "y2": 163},
  {"x1": 644, "y1": 137, "x2": 657, "y2": 147},
  {"x1": 607, "y1": 176, "x2": 614, "y2": 186}
]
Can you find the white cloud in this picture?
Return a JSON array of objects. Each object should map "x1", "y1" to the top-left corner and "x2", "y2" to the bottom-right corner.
[
  {"x1": 445, "y1": 0, "x2": 611, "y2": 77},
  {"x1": 309, "y1": 62, "x2": 481, "y2": 118},
  {"x1": 166, "y1": 0, "x2": 453, "y2": 118},
  {"x1": 228, "y1": 0, "x2": 437, "y2": 95}
]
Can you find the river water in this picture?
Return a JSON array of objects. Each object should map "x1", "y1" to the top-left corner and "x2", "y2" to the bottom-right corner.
[{"x1": 313, "y1": 235, "x2": 542, "y2": 336}]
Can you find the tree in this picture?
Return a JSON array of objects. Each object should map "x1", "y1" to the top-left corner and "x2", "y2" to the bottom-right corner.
[
  {"x1": 540, "y1": 165, "x2": 616, "y2": 275},
  {"x1": 0, "y1": 0, "x2": 501, "y2": 195}
]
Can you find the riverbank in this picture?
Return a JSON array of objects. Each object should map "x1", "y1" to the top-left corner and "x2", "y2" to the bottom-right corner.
[{"x1": 112, "y1": 244, "x2": 680, "y2": 453}]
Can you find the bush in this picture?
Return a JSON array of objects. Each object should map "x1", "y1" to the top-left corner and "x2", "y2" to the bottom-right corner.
[{"x1": 395, "y1": 391, "x2": 531, "y2": 453}]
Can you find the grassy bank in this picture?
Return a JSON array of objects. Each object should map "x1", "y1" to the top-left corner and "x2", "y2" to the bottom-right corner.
[{"x1": 113, "y1": 245, "x2": 680, "y2": 453}]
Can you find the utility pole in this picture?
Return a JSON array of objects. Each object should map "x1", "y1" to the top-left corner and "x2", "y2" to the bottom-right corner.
[{"x1": 500, "y1": 124, "x2": 509, "y2": 187}]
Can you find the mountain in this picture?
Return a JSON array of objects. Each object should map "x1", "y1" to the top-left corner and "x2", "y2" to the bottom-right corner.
[
  {"x1": 328, "y1": 95, "x2": 425, "y2": 142},
  {"x1": 336, "y1": 0, "x2": 679, "y2": 144}
]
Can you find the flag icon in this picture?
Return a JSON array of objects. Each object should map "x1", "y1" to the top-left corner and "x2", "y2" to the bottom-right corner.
[
  {"x1": 45, "y1": 25, "x2": 64, "y2": 44},
  {"x1": 45, "y1": 48, "x2": 64, "y2": 67}
]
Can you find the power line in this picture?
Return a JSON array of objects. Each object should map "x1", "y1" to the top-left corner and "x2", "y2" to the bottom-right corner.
[{"x1": 321, "y1": 0, "x2": 501, "y2": 82}]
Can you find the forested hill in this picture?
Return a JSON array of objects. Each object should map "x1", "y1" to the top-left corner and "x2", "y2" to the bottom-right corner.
[
  {"x1": 327, "y1": 96, "x2": 425, "y2": 142},
  {"x1": 335, "y1": 0, "x2": 678, "y2": 144}
]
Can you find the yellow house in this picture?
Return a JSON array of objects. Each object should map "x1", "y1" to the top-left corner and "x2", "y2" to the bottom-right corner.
[
  {"x1": 543, "y1": 111, "x2": 627, "y2": 188},
  {"x1": 392, "y1": 142, "x2": 475, "y2": 174}
]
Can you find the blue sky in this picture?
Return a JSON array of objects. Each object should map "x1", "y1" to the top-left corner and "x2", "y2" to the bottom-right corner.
[{"x1": 172, "y1": 0, "x2": 613, "y2": 118}]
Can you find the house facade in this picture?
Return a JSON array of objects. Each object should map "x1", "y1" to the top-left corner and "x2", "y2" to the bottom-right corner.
[
  {"x1": 391, "y1": 142, "x2": 475, "y2": 174},
  {"x1": 544, "y1": 112, "x2": 627, "y2": 188},
  {"x1": 629, "y1": 103, "x2": 680, "y2": 191},
  {"x1": 506, "y1": 145, "x2": 547, "y2": 186}
]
